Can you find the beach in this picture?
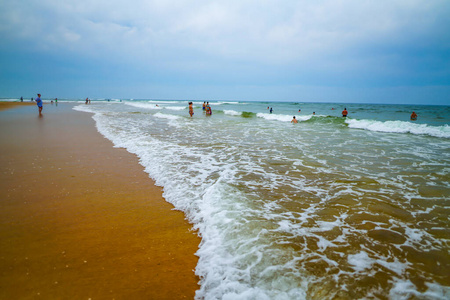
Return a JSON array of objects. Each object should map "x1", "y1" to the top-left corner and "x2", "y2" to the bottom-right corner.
[
  {"x1": 0, "y1": 102, "x2": 200, "y2": 299},
  {"x1": 2, "y1": 99, "x2": 448, "y2": 299}
]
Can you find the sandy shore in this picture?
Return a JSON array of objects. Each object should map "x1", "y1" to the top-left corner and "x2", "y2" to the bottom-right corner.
[
  {"x1": 0, "y1": 101, "x2": 35, "y2": 111},
  {"x1": 0, "y1": 102, "x2": 200, "y2": 299}
]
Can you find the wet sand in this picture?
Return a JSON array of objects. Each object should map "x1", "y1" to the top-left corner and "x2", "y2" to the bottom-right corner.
[{"x1": 0, "y1": 102, "x2": 200, "y2": 299}]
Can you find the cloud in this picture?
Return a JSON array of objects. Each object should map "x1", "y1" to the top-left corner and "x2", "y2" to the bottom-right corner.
[{"x1": 0, "y1": 0, "x2": 449, "y2": 101}]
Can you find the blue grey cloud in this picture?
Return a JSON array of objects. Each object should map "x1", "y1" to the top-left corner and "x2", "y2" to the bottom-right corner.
[{"x1": 0, "y1": 0, "x2": 449, "y2": 103}]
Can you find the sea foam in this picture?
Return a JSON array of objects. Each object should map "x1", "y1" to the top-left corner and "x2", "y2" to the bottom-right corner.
[{"x1": 346, "y1": 119, "x2": 450, "y2": 138}]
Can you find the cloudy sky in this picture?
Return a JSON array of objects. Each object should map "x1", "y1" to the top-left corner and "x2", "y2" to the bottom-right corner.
[{"x1": 0, "y1": 0, "x2": 449, "y2": 104}]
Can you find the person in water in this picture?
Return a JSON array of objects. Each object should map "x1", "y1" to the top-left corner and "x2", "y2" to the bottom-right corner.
[
  {"x1": 410, "y1": 111, "x2": 417, "y2": 121},
  {"x1": 291, "y1": 116, "x2": 298, "y2": 123},
  {"x1": 188, "y1": 102, "x2": 194, "y2": 117},
  {"x1": 203, "y1": 102, "x2": 206, "y2": 111},
  {"x1": 206, "y1": 102, "x2": 212, "y2": 115},
  {"x1": 270, "y1": 107, "x2": 273, "y2": 114},
  {"x1": 342, "y1": 108, "x2": 348, "y2": 117},
  {"x1": 35, "y1": 93, "x2": 43, "y2": 115}
]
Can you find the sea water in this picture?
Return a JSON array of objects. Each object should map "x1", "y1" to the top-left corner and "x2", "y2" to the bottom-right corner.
[{"x1": 73, "y1": 100, "x2": 449, "y2": 299}]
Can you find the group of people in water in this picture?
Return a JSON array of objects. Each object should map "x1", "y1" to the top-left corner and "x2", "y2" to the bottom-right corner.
[{"x1": 189, "y1": 101, "x2": 212, "y2": 117}]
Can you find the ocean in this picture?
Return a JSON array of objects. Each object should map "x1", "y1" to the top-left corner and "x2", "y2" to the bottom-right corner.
[{"x1": 73, "y1": 100, "x2": 449, "y2": 299}]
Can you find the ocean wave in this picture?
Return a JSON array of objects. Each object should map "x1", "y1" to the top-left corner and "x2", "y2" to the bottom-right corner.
[
  {"x1": 73, "y1": 105, "x2": 95, "y2": 113},
  {"x1": 223, "y1": 110, "x2": 242, "y2": 116},
  {"x1": 257, "y1": 113, "x2": 314, "y2": 122},
  {"x1": 165, "y1": 106, "x2": 186, "y2": 111},
  {"x1": 346, "y1": 119, "x2": 450, "y2": 138},
  {"x1": 223, "y1": 110, "x2": 256, "y2": 118},
  {"x1": 257, "y1": 113, "x2": 294, "y2": 122},
  {"x1": 124, "y1": 102, "x2": 162, "y2": 110},
  {"x1": 153, "y1": 112, "x2": 180, "y2": 120}
]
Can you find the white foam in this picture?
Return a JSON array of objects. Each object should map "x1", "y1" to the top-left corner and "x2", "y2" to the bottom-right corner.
[
  {"x1": 389, "y1": 279, "x2": 449, "y2": 300},
  {"x1": 257, "y1": 113, "x2": 293, "y2": 122},
  {"x1": 348, "y1": 251, "x2": 374, "y2": 272},
  {"x1": 224, "y1": 110, "x2": 242, "y2": 116},
  {"x1": 165, "y1": 106, "x2": 186, "y2": 111},
  {"x1": 73, "y1": 104, "x2": 95, "y2": 113},
  {"x1": 346, "y1": 119, "x2": 450, "y2": 138},
  {"x1": 153, "y1": 112, "x2": 180, "y2": 120},
  {"x1": 124, "y1": 101, "x2": 162, "y2": 110}
]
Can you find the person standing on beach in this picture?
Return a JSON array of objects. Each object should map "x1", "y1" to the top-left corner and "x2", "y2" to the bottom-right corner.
[
  {"x1": 410, "y1": 111, "x2": 417, "y2": 121},
  {"x1": 20, "y1": 97, "x2": 23, "y2": 102},
  {"x1": 35, "y1": 93, "x2": 43, "y2": 115},
  {"x1": 189, "y1": 102, "x2": 194, "y2": 117},
  {"x1": 342, "y1": 108, "x2": 348, "y2": 117}
]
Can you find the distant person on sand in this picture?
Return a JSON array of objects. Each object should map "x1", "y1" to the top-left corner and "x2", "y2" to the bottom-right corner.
[
  {"x1": 291, "y1": 116, "x2": 298, "y2": 123},
  {"x1": 188, "y1": 102, "x2": 194, "y2": 117},
  {"x1": 35, "y1": 93, "x2": 43, "y2": 115},
  {"x1": 410, "y1": 111, "x2": 417, "y2": 121},
  {"x1": 342, "y1": 108, "x2": 348, "y2": 117}
]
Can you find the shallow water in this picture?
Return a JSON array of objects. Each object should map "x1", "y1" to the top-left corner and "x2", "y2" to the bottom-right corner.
[{"x1": 74, "y1": 100, "x2": 449, "y2": 299}]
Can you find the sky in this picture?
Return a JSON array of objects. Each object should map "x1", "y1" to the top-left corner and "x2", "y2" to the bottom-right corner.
[{"x1": 0, "y1": 0, "x2": 449, "y2": 104}]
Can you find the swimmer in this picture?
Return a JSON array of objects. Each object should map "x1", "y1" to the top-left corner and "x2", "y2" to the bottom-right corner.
[
  {"x1": 270, "y1": 107, "x2": 273, "y2": 114},
  {"x1": 188, "y1": 102, "x2": 194, "y2": 117},
  {"x1": 291, "y1": 116, "x2": 298, "y2": 123},
  {"x1": 410, "y1": 111, "x2": 417, "y2": 121},
  {"x1": 342, "y1": 108, "x2": 348, "y2": 117},
  {"x1": 206, "y1": 102, "x2": 212, "y2": 115},
  {"x1": 203, "y1": 102, "x2": 206, "y2": 111}
]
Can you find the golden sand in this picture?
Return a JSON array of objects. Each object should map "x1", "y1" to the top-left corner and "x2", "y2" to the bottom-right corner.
[
  {"x1": 0, "y1": 102, "x2": 200, "y2": 299},
  {"x1": 0, "y1": 101, "x2": 35, "y2": 111}
]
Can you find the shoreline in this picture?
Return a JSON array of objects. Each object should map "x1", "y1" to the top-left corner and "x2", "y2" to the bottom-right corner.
[{"x1": 0, "y1": 102, "x2": 200, "y2": 299}]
